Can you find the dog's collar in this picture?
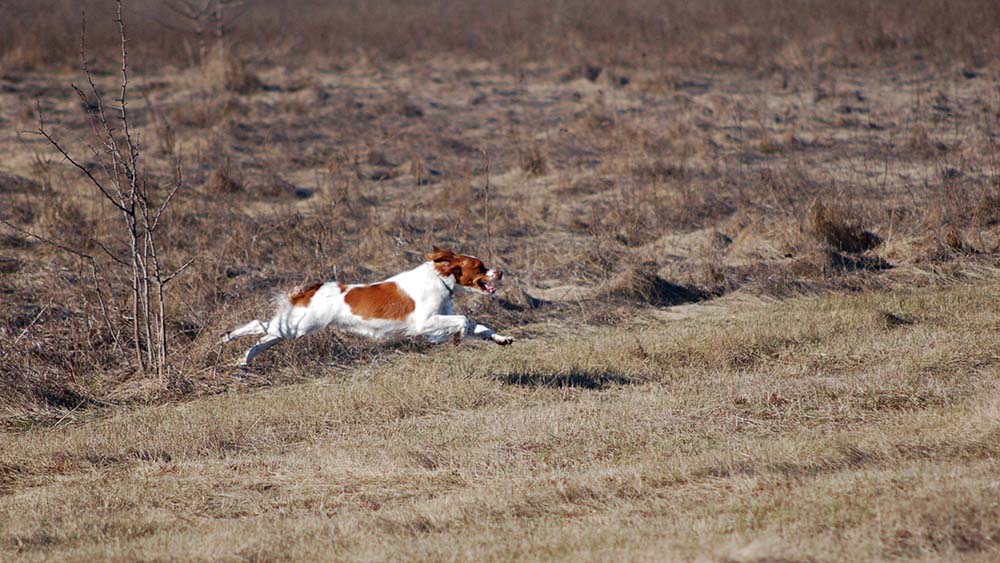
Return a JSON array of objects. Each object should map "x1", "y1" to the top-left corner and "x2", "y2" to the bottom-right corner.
[{"x1": 439, "y1": 276, "x2": 455, "y2": 296}]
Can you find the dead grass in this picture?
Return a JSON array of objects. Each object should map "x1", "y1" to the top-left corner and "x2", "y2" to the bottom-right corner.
[
  {"x1": 198, "y1": 51, "x2": 264, "y2": 95},
  {"x1": 3, "y1": 18, "x2": 999, "y2": 412},
  {"x1": 806, "y1": 201, "x2": 881, "y2": 253},
  {"x1": 2, "y1": 29, "x2": 998, "y2": 406},
  {"x1": 3, "y1": 281, "x2": 1000, "y2": 561},
  {"x1": 3, "y1": 0, "x2": 1000, "y2": 71},
  {"x1": 203, "y1": 158, "x2": 243, "y2": 194},
  {"x1": 599, "y1": 265, "x2": 705, "y2": 307},
  {"x1": 519, "y1": 144, "x2": 548, "y2": 177},
  {"x1": 3, "y1": 1, "x2": 1000, "y2": 559}
]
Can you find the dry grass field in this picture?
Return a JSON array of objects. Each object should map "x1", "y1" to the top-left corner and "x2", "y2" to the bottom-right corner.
[{"x1": 2, "y1": 0, "x2": 1000, "y2": 561}]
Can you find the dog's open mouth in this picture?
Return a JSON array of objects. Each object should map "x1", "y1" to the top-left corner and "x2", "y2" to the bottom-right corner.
[{"x1": 477, "y1": 279, "x2": 498, "y2": 294}]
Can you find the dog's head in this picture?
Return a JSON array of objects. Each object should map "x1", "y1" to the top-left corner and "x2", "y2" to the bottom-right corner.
[{"x1": 426, "y1": 246, "x2": 503, "y2": 294}]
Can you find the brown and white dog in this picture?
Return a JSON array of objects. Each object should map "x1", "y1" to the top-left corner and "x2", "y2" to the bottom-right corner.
[{"x1": 222, "y1": 247, "x2": 513, "y2": 365}]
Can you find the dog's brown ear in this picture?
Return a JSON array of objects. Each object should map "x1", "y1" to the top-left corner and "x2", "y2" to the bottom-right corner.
[{"x1": 426, "y1": 246, "x2": 454, "y2": 262}]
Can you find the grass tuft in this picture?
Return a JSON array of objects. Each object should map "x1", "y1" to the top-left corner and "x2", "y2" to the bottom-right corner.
[
  {"x1": 807, "y1": 200, "x2": 882, "y2": 253},
  {"x1": 204, "y1": 159, "x2": 244, "y2": 194},
  {"x1": 600, "y1": 265, "x2": 704, "y2": 307}
]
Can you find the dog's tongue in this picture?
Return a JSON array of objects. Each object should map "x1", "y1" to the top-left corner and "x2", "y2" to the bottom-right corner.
[{"x1": 484, "y1": 283, "x2": 497, "y2": 293}]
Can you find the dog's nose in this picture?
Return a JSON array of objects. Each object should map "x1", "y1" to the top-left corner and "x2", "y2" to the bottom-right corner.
[{"x1": 495, "y1": 270, "x2": 503, "y2": 280}]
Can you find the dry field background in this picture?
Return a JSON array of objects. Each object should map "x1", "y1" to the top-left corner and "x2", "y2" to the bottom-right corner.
[{"x1": 1, "y1": 0, "x2": 1000, "y2": 561}]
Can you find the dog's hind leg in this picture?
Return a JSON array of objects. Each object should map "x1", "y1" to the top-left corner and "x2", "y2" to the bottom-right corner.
[
  {"x1": 221, "y1": 320, "x2": 267, "y2": 343},
  {"x1": 240, "y1": 334, "x2": 283, "y2": 366}
]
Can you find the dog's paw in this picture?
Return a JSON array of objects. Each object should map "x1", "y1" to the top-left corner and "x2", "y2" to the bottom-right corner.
[{"x1": 493, "y1": 334, "x2": 514, "y2": 346}]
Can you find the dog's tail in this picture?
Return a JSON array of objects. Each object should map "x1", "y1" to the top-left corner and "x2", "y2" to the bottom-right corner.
[{"x1": 221, "y1": 282, "x2": 331, "y2": 344}]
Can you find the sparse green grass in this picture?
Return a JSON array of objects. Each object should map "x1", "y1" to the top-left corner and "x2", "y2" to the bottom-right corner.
[{"x1": 3, "y1": 280, "x2": 999, "y2": 561}]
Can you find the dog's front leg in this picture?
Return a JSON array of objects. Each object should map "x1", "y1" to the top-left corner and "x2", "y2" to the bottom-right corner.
[
  {"x1": 468, "y1": 321, "x2": 513, "y2": 346},
  {"x1": 422, "y1": 315, "x2": 513, "y2": 346}
]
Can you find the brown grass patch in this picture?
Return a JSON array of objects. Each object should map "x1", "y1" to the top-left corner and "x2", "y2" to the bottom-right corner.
[
  {"x1": 599, "y1": 265, "x2": 704, "y2": 307},
  {"x1": 519, "y1": 144, "x2": 548, "y2": 177},
  {"x1": 203, "y1": 159, "x2": 243, "y2": 194},
  {"x1": 3, "y1": 282, "x2": 1000, "y2": 559},
  {"x1": 200, "y1": 51, "x2": 264, "y2": 95},
  {"x1": 4, "y1": 0, "x2": 1000, "y2": 70},
  {"x1": 807, "y1": 201, "x2": 882, "y2": 253}
]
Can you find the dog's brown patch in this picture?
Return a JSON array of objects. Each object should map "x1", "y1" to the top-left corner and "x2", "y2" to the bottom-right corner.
[
  {"x1": 289, "y1": 283, "x2": 323, "y2": 307},
  {"x1": 344, "y1": 282, "x2": 415, "y2": 320}
]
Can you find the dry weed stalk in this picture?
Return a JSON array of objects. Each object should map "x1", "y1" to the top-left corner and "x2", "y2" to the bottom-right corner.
[
  {"x1": 480, "y1": 147, "x2": 492, "y2": 262},
  {"x1": 32, "y1": 1, "x2": 190, "y2": 381}
]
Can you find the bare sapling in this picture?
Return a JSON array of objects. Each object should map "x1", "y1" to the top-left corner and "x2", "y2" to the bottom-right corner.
[
  {"x1": 31, "y1": 0, "x2": 191, "y2": 381},
  {"x1": 160, "y1": 0, "x2": 248, "y2": 61}
]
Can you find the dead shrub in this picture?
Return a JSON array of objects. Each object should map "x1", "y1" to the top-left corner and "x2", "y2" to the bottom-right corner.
[
  {"x1": 599, "y1": 265, "x2": 704, "y2": 307},
  {"x1": 519, "y1": 144, "x2": 547, "y2": 176},
  {"x1": 974, "y1": 191, "x2": 1000, "y2": 226},
  {"x1": 807, "y1": 201, "x2": 881, "y2": 253},
  {"x1": 943, "y1": 226, "x2": 971, "y2": 252},
  {"x1": 905, "y1": 126, "x2": 943, "y2": 159},
  {"x1": 204, "y1": 159, "x2": 243, "y2": 194},
  {"x1": 200, "y1": 51, "x2": 263, "y2": 94}
]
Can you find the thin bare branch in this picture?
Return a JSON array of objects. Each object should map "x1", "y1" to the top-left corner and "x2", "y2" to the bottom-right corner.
[
  {"x1": 84, "y1": 261, "x2": 123, "y2": 354},
  {"x1": 162, "y1": 258, "x2": 196, "y2": 285},
  {"x1": 79, "y1": 9, "x2": 136, "y2": 202},
  {"x1": 164, "y1": 2, "x2": 210, "y2": 21},
  {"x1": 13, "y1": 301, "x2": 51, "y2": 346},
  {"x1": 33, "y1": 101, "x2": 128, "y2": 213},
  {"x1": 116, "y1": 0, "x2": 140, "y2": 188},
  {"x1": 92, "y1": 238, "x2": 131, "y2": 268},
  {"x1": 0, "y1": 219, "x2": 93, "y2": 261}
]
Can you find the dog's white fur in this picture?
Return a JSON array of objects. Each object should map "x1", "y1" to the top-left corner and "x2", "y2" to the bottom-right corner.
[{"x1": 222, "y1": 249, "x2": 512, "y2": 365}]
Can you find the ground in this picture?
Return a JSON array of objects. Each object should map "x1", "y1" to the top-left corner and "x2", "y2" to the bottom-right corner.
[
  {"x1": 1, "y1": 1, "x2": 1000, "y2": 561},
  {"x1": 4, "y1": 282, "x2": 1000, "y2": 561}
]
